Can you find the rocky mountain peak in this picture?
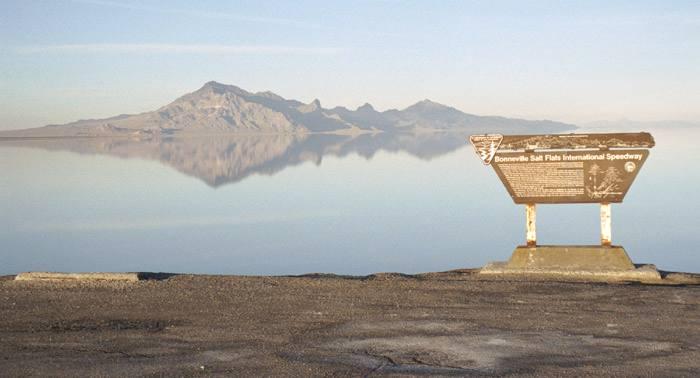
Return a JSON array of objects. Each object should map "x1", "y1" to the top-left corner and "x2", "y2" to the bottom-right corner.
[
  {"x1": 297, "y1": 99, "x2": 322, "y2": 113},
  {"x1": 255, "y1": 90, "x2": 285, "y2": 101},
  {"x1": 203, "y1": 80, "x2": 223, "y2": 87},
  {"x1": 407, "y1": 99, "x2": 446, "y2": 110},
  {"x1": 198, "y1": 81, "x2": 247, "y2": 96},
  {"x1": 357, "y1": 103, "x2": 376, "y2": 112}
]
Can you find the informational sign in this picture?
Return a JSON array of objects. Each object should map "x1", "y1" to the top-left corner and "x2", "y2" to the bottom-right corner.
[
  {"x1": 491, "y1": 149, "x2": 649, "y2": 204},
  {"x1": 470, "y1": 133, "x2": 654, "y2": 204}
]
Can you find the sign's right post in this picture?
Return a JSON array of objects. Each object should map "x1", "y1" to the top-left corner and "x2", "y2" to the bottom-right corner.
[{"x1": 601, "y1": 203, "x2": 612, "y2": 247}]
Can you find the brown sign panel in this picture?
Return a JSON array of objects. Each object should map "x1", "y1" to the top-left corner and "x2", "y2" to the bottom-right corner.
[{"x1": 491, "y1": 149, "x2": 649, "y2": 204}]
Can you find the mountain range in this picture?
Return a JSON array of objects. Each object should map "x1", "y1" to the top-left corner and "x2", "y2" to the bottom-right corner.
[{"x1": 0, "y1": 81, "x2": 575, "y2": 137}]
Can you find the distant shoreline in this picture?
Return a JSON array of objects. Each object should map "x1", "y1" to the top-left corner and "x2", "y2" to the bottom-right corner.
[
  {"x1": 0, "y1": 128, "x2": 474, "y2": 141},
  {"x1": 5, "y1": 266, "x2": 700, "y2": 285}
]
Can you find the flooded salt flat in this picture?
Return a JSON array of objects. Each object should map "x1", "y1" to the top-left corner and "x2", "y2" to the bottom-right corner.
[{"x1": 1, "y1": 127, "x2": 698, "y2": 275}]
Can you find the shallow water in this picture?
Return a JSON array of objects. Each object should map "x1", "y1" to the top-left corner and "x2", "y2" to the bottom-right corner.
[{"x1": 1, "y1": 127, "x2": 698, "y2": 275}]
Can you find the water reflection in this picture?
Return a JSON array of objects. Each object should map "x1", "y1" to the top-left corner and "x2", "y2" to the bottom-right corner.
[
  {"x1": 1, "y1": 132, "x2": 469, "y2": 187},
  {"x1": 2, "y1": 127, "x2": 699, "y2": 275}
]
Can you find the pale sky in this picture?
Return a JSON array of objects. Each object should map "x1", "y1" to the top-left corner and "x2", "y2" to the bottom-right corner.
[{"x1": 1, "y1": 0, "x2": 699, "y2": 130}]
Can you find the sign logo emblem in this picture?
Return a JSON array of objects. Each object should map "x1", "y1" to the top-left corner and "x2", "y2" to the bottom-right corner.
[{"x1": 469, "y1": 134, "x2": 503, "y2": 165}]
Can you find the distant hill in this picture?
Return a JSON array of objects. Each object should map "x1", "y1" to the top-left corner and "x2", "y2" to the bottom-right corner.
[{"x1": 0, "y1": 81, "x2": 575, "y2": 137}]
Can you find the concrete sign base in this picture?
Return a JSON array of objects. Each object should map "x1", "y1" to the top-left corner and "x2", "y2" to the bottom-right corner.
[{"x1": 479, "y1": 245, "x2": 661, "y2": 282}]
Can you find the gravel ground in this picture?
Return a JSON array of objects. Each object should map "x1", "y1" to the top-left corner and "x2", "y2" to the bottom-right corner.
[{"x1": 1, "y1": 270, "x2": 699, "y2": 376}]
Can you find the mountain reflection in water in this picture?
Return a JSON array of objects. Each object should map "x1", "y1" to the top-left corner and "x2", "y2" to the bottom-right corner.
[
  {"x1": 2, "y1": 126, "x2": 700, "y2": 275},
  {"x1": 2, "y1": 132, "x2": 470, "y2": 187}
]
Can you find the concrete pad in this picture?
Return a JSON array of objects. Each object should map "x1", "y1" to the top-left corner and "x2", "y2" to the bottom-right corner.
[
  {"x1": 14, "y1": 272, "x2": 139, "y2": 282},
  {"x1": 480, "y1": 262, "x2": 662, "y2": 282},
  {"x1": 479, "y1": 245, "x2": 662, "y2": 282},
  {"x1": 508, "y1": 245, "x2": 636, "y2": 271}
]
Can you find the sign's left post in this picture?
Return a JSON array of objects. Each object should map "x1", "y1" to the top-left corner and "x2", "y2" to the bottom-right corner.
[{"x1": 526, "y1": 203, "x2": 536, "y2": 247}]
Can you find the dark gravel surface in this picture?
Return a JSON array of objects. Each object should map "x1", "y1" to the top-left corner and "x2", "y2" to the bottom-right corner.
[{"x1": 1, "y1": 270, "x2": 699, "y2": 376}]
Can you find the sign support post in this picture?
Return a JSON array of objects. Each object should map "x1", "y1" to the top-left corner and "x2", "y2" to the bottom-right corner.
[
  {"x1": 526, "y1": 203, "x2": 536, "y2": 247},
  {"x1": 601, "y1": 203, "x2": 612, "y2": 247}
]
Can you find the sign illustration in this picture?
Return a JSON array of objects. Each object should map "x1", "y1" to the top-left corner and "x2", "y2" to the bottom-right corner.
[{"x1": 469, "y1": 134, "x2": 503, "y2": 165}]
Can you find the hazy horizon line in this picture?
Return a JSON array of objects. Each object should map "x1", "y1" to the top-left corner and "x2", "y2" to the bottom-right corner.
[{"x1": 16, "y1": 43, "x2": 346, "y2": 55}]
